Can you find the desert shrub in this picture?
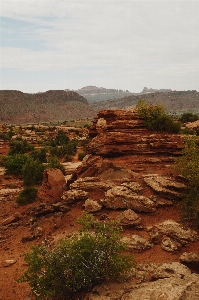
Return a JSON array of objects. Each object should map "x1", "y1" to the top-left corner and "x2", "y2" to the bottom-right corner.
[
  {"x1": 63, "y1": 154, "x2": 72, "y2": 162},
  {"x1": 175, "y1": 135, "x2": 199, "y2": 227},
  {"x1": 135, "y1": 99, "x2": 181, "y2": 133},
  {"x1": 49, "y1": 145, "x2": 59, "y2": 157},
  {"x1": 47, "y1": 156, "x2": 66, "y2": 175},
  {"x1": 3, "y1": 153, "x2": 29, "y2": 175},
  {"x1": 152, "y1": 114, "x2": 181, "y2": 133},
  {"x1": 58, "y1": 140, "x2": 78, "y2": 158},
  {"x1": 9, "y1": 139, "x2": 34, "y2": 155},
  {"x1": 22, "y1": 158, "x2": 45, "y2": 186},
  {"x1": 55, "y1": 130, "x2": 70, "y2": 145},
  {"x1": 18, "y1": 213, "x2": 135, "y2": 300},
  {"x1": 179, "y1": 112, "x2": 199, "y2": 123},
  {"x1": 30, "y1": 148, "x2": 47, "y2": 163},
  {"x1": 78, "y1": 151, "x2": 86, "y2": 161},
  {"x1": 16, "y1": 187, "x2": 38, "y2": 206}
]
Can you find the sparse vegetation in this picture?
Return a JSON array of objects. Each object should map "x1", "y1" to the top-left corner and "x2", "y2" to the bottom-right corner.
[
  {"x1": 16, "y1": 187, "x2": 38, "y2": 206},
  {"x1": 175, "y1": 135, "x2": 199, "y2": 227},
  {"x1": 179, "y1": 112, "x2": 199, "y2": 123},
  {"x1": 47, "y1": 156, "x2": 66, "y2": 175},
  {"x1": 78, "y1": 151, "x2": 86, "y2": 161},
  {"x1": 22, "y1": 158, "x2": 45, "y2": 186},
  {"x1": 18, "y1": 213, "x2": 135, "y2": 300},
  {"x1": 135, "y1": 99, "x2": 181, "y2": 133},
  {"x1": 8, "y1": 138, "x2": 34, "y2": 155}
]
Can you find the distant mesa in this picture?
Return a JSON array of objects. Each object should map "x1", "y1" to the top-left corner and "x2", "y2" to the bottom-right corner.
[
  {"x1": 0, "y1": 90, "x2": 95, "y2": 124},
  {"x1": 141, "y1": 87, "x2": 172, "y2": 94}
]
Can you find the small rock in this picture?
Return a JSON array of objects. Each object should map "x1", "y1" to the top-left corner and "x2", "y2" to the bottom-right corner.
[
  {"x1": 2, "y1": 212, "x2": 21, "y2": 226},
  {"x1": 83, "y1": 199, "x2": 102, "y2": 212},
  {"x1": 3, "y1": 259, "x2": 17, "y2": 267},
  {"x1": 34, "y1": 226, "x2": 44, "y2": 238},
  {"x1": 21, "y1": 235, "x2": 35, "y2": 243},
  {"x1": 161, "y1": 237, "x2": 182, "y2": 252},
  {"x1": 122, "y1": 234, "x2": 153, "y2": 252},
  {"x1": 117, "y1": 209, "x2": 141, "y2": 226}
]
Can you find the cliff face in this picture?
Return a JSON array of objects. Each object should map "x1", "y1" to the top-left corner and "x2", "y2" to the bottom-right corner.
[
  {"x1": 0, "y1": 90, "x2": 95, "y2": 124},
  {"x1": 70, "y1": 109, "x2": 185, "y2": 186}
]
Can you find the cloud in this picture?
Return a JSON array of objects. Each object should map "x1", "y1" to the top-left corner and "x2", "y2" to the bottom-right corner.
[{"x1": 0, "y1": 0, "x2": 199, "y2": 92}]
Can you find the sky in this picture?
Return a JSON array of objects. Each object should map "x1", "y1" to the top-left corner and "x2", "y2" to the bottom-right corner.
[{"x1": 0, "y1": 0, "x2": 199, "y2": 93}]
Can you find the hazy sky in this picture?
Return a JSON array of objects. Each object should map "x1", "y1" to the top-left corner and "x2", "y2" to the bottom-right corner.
[{"x1": 0, "y1": 0, "x2": 199, "y2": 93}]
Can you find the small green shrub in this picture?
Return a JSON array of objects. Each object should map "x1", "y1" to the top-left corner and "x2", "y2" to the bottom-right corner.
[
  {"x1": 47, "y1": 156, "x2": 66, "y2": 175},
  {"x1": 22, "y1": 158, "x2": 45, "y2": 186},
  {"x1": 78, "y1": 151, "x2": 86, "y2": 161},
  {"x1": 135, "y1": 99, "x2": 181, "y2": 133},
  {"x1": 18, "y1": 213, "x2": 135, "y2": 300},
  {"x1": 16, "y1": 187, "x2": 38, "y2": 206},
  {"x1": 175, "y1": 135, "x2": 199, "y2": 227},
  {"x1": 30, "y1": 148, "x2": 47, "y2": 163},
  {"x1": 179, "y1": 112, "x2": 199, "y2": 123}
]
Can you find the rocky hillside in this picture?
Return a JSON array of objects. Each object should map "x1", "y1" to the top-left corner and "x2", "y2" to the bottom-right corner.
[
  {"x1": 0, "y1": 90, "x2": 95, "y2": 124},
  {"x1": 91, "y1": 90, "x2": 199, "y2": 115}
]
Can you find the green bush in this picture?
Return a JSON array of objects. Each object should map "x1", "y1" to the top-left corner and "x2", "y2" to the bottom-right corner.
[
  {"x1": 9, "y1": 139, "x2": 34, "y2": 155},
  {"x1": 47, "y1": 156, "x2": 66, "y2": 175},
  {"x1": 22, "y1": 158, "x2": 45, "y2": 186},
  {"x1": 135, "y1": 99, "x2": 181, "y2": 133},
  {"x1": 179, "y1": 112, "x2": 199, "y2": 123},
  {"x1": 3, "y1": 153, "x2": 29, "y2": 175},
  {"x1": 78, "y1": 151, "x2": 86, "y2": 161},
  {"x1": 55, "y1": 130, "x2": 70, "y2": 145},
  {"x1": 175, "y1": 135, "x2": 199, "y2": 227},
  {"x1": 18, "y1": 213, "x2": 135, "y2": 300},
  {"x1": 30, "y1": 148, "x2": 47, "y2": 163},
  {"x1": 16, "y1": 187, "x2": 38, "y2": 206}
]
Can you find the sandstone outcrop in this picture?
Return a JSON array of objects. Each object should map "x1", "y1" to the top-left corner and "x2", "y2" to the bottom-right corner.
[
  {"x1": 37, "y1": 169, "x2": 66, "y2": 203},
  {"x1": 84, "y1": 263, "x2": 199, "y2": 300},
  {"x1": 143, "y1": 174, "x2": 186, "y2": 199},
  {"x1": 102, "y1": 185, "x2": 156, "y2": 212},
  {"x1": 87, "y1": 110, "x2": 184, "y2": 157}
]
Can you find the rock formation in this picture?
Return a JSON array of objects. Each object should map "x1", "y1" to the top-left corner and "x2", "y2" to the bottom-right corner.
[{"x1": 37, "y1": 168, "x2": 66, "y2": 204}]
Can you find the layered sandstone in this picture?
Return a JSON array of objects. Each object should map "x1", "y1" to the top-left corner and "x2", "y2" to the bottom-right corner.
[{"x1": 87, "y1": 110, "x2": 184, "y2": 157}]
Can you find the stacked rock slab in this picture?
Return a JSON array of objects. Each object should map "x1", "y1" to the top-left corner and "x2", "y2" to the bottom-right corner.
[{"x1": 87, "y1": 110, "x2": 184, "y2": 157}]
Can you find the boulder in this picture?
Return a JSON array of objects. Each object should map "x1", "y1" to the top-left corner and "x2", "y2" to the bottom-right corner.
[
  {"x1": 62, "y1": 189, "x2": 88, "y2": 204},
  {"x1": 85, "y1": 263, "x2": 199, "y2": 300},
  {"x1": 122, "y1": 234, "x2": 153, "y2": 252},
  {"x1": 70, "y1": 177, "x2": 115, "y2": 191},
  {"x1": 151, "y1": 262, "x2": 191, "y2": 280},
  {"x1": 37, "y1": 168, "x2": 66, "y2": 203},
  {"x1": 143, "y1": 174, "x2": 186, "y2": 199},
  {"x1": 121, "y1": 275, "x2": 199, "y2": 300},
  {"x1": 180, "y1": 252, "x2": 199, "y2": 272},
  {"x1": 117, "y1": 209, "x2": 141, "y2": 226},
  {"x1": 102, "y1": 186, "x2": 156, "y2": 212},
  {"x1": 83, "y1": 199, "x2": 102, "y2": 212},
  {"x1": 149, "y1": 220, "x2": 198, "y2": 252}
]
